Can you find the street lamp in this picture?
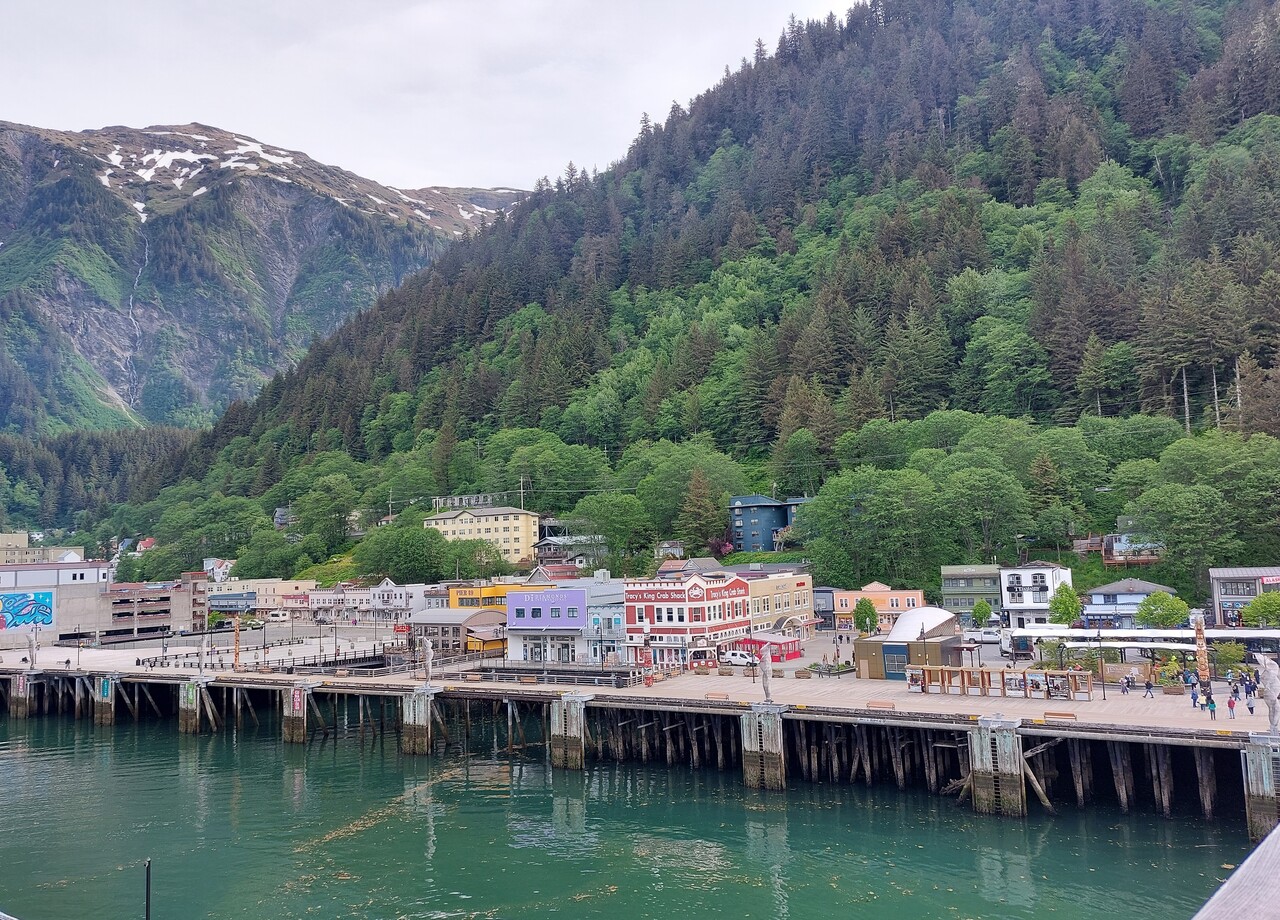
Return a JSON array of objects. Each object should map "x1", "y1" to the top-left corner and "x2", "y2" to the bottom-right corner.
[{"x1": 1097, "y1": 628, "x2": 1106, "y2": 700}]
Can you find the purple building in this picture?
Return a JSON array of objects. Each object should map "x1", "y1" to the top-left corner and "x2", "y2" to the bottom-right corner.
[{"x1": 506, "y1": 588, "x2": 588, "y2": 663}]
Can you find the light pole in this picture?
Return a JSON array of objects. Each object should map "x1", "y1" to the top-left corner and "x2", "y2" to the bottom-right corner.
[{"x1": 1097, "y1": 628, "x2": 1106, "y2": 700}]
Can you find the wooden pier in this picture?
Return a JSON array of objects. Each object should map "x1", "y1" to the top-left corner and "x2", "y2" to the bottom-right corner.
[{"x1": 3, "y1": 663, "x2": 1278, "y2": 841}]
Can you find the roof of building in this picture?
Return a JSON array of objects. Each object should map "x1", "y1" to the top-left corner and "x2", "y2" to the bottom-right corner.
[
  {"x1": 1089, "y1": 578, "x2": 1177, "y2": 596},
  {"x1": 1002, "y1": 560, "x2": 1068, "y2": 570},
  {"x1": 731, "y1": 494, "x2": 783, "y2": 506},
  {"x1": 884, "y1": 606, "x2": 958, "y2": 642},
  {"x1": 1209, "y1": 567, "x2": 1280, "y2": 579},
  {"x1": 406, "y1": 608, "x2": 506, "y2": 626},
  {"x1": 427, "y1": 505, "x2": 537, "y2": 521},
  {"x1": 940, "y1": 563, "x2": 1000, "y2": 575}
]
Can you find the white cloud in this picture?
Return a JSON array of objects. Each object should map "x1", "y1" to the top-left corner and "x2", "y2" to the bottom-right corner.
[{"x1": 2, "y1": 0, "x2": 841, "y2": 188}]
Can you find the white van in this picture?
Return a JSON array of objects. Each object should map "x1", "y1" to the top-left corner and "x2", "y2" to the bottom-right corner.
[
  {"x1": 720, "y1": 649, "x2": 760, "y2": 667},
  {"x1": 267, "y1": 611, "x2": 289, "y2": 623}
]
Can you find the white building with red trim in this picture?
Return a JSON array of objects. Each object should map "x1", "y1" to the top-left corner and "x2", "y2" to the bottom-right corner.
[{"x1": 623, "y1": 572, "x2": 753, "y2": 667}]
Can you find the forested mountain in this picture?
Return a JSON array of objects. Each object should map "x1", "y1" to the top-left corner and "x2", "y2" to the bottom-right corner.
[
  {"x1": 14, "y1": 0, "x2": 1280, "y2": 602},
  {"x1": 0, "y1": 121, "x2": 524, "y2": 433}
]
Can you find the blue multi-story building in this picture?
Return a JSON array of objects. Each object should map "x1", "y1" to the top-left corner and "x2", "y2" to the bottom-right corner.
[{"x1": 729, "y1": 495, "x2": 811, "y2": 553}]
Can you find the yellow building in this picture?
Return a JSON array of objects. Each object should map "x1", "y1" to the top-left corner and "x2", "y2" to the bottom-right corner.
[
  {"x1": 425, "y1": 506, "x2": 540, "y2": 566},
  {"x1": 746, "y1": 572, "x2": 817, "y2": 639},
  {"x1": 448, "y1": 581, "x2": 548, "y2": 610}
]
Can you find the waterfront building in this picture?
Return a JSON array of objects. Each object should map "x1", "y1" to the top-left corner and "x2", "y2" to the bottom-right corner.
[
  {"x1": 998, "y1": 562, "x2": 1072, "y2": 628},
  {"x1": 310, "y1": 583, "x2": 373, "y2": 619},
  {"x1": 368, "y1": 578, "x2": 451, "y2": 622},
  {"x1": 940, "y1": 564, "x2": 1002, "y2": 622},
  {"x1": 0, "y1": 559, "x2": 112, "y2": 649},
  {"x1": 448, "y1": 580, "x2": 548, "y2": 610},
  {"x1": 728, "y1": 495, "x2": 811, "y2": 553},
  {"x1": 851, "y1": 606, "x2": 960, "y2": 680},
  {"x1": 506, "y1": 577, "x2": 626, "y2": 664},
  {"x1": 208, "y1": 578, "x2": 317, "y2": 612},
  {"x1": 744, "y1": 572, "x2": 817, "y2": 639},
  {"x1": 1081, "y1": 577, "x2": 1178, "y2": 629},
  {"x1": 405, "y1": 607, "x2": 505, "y2": 656},
  {"x1": 424, "y1": 506, "x2": 539, "y2": 566},
  {"x1": 100, "y1": 580, "x2": 198, "y2": 638},
  {"x1": 624, "y1": 572, "x2": 752, "y2": 668},
  {"x1": 1208, "y1": 566, "x2": 1280, "y2": 627},
  {"x1": 833, "y1": 582, "x2": 926, "y2": 633},
  {"x1": 813, "y1": 585, "x2": 836, "y2": 631}
]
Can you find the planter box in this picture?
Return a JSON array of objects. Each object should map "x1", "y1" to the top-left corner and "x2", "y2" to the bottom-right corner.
[
  {"x1": 693, "y1": 666, "x2": 710, "y2": 676},
  {"x1": 1161, "y1": 683, "x2": 1185, "y2": 695},
  {"x1": 743, "y1": 667, "x2": 760, "y2": 678},
  {"x1": 794, "y1": 669, "x2": 812, "y2": 679},
  {"x1": 719, "y1": 667, "x2": 735, "y2": 676},
  {"x1": 772, "y1": 668, "x2": 784, "y2": 678}
]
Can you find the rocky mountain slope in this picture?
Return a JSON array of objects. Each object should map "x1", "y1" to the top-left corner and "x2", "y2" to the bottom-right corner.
[{"x1": 0, "y1": 120, "x2": 524, "y2": 433}]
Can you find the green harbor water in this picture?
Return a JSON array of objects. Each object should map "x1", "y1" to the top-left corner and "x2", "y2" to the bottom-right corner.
[{"x1": 0, "y1": 716, "x2": 1251, "y2": 920}]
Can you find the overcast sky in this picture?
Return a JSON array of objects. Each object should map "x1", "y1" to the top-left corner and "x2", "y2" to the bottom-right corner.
[{"x1": 6, "y1": 1, "x2": 842, "y2": 190}]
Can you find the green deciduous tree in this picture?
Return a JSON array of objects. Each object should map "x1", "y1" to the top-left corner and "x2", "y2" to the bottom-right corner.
[
  {"x1": 853, "y1": 597, "x2": 878, "y2": 635},
  {"x1": 294, "y1": 473, "x2": 359, "y2": 554},
  {"x1": 1048, "y1": 583, "x2": 1082, "y2": 625},
  {"x1": 1127, "y1": 484, "x2": 1240, "y2": 601},
  {"x1": 1135, "y1": 591, "x2": 1191, "y2": 628},
  {"x1": 1241, "y1": 592, "x2": 1280, "y2": 627},
  {"x1": 971, "y1": 598, "x2": 994, "y2": 626},
  {"x1": 568, "y1": 493, "x2": 656, "y2": 575}
]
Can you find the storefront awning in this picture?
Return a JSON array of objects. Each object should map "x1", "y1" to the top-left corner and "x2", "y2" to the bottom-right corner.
[{"x1": 741, "y1": 631, "x2": 800, "y2": 646}]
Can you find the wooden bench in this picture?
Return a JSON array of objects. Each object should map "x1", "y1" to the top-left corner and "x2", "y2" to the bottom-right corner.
[
  {"x1": 517, "y1": 676, "x2": 538, "y2": 684},
  {"x1": 463, "y1": 673, "x2": 483, "y2": 682},
  {"x1": 1044, "y1": 711, "x2": 1077, "y2": 721},
  {"x1": 704, "y1": 691, "x2": 731, "y2": 701},
  {"x1": 866, "y1": 700, "x2": 896, "y2": 710},
  {"x1": 335, "y1": 669, "x2": 350, "y2": 678}
]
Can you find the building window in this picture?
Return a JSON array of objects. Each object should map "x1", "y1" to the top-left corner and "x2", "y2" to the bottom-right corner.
[
  {"x1": 515, "y1": 607, "x2": 525, "y2": 618},
  {"x1": 906, "y1": 597, "x2": 917, "y2": 608},
  {"x1": 551, "y1": 607, "x2": 561, "y2": 618},
  {"x1": 532, "y1": 607, "x2": 543, "y2": 619},
  {"x1": 885, "y1": 653, "x2": 908, "y2": 675},
  {"x1": 890, "y1": 598, "x2": 900, "y2": 609},
  {"x1": 1032, "y1": 574, "x2": 1047, "y2": 587},
  {"x1": 1221, "y1": 581, "x2": 1258, "y2": 597},
  {"x1": 567, "y1": 607, "x2": 579, "y2": 619}
]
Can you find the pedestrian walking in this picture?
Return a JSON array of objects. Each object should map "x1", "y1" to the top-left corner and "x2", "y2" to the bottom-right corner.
[
  {"x1": 1191, "y1": 686, "x2": 1199, "y2": 709},
  {"x1": 1232, "y1": 683, "x2": 1241, "y2": 701},
  {"x1": 1143, "y1": 679, "x2": 1154, "y2": 698},
  {"x1": 1208, "y1": 697, "x2": 1218, "y2": 720},
  {"x1": 1121, "y1": 676, "x2": 1130, "y2": 695},
  {"x1": 1228, "y1": 696, "x2": 1237, "y2": 719},
  {"x1": 1248, "y1": 697, "x2": 1256, "y2": 716}
]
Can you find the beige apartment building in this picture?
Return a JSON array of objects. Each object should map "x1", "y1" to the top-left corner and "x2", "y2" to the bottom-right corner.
[
  {"x1": 425, "y1": 506, "x2": 540, "y2": 566},
  {"x1": 1, "y1": 532, "x2": 85, "y2": 565},
  {"x1": 746, "y1": 572, "x2": 817, "y2": 639},
  {"x1": 207, "y1": 578, "x2": 317, "y2": 611}
]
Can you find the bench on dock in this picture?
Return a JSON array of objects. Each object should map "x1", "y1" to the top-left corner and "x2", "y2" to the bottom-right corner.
[
  {"x1": 866, "y1": 700, "x2": 896, "y2": 710},
  {"x1": 704, "y1": 691, "x2": 731, "y2": 701},
  {"x1": 517, "y1": 676, "x2": 538, "y2": 684},
  {"x1": 1044, "y1": 711, "x2": 1077, "y2": 721},
  {"x1": 335, "y1": 670, "x2": 350, "y2": 678},
  {"x1": 464, "y1": 673, "x2": 483, "y2": 682}
]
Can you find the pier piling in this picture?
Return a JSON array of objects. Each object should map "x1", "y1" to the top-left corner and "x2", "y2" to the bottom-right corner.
[
  {"x1": 282, "y1": 684, "x2": 309, "y2": 743},
  {"x1": 549, "y1": 694, "x2": 591, "y2": 770},
  {"x1": 1242, "y1": 735, "x2": 1280, "y2": 840},
  {"x1": 740, "y1": 704, "x2": 787, "y2": 790},
  {"x1": 969, "y1": 716, "x2": 1026, "y2": 816},
  {"x1": 92, "y1": 675, "x2": 116, "y2": 725},
  {"x1": 400, "y1": 688, "x2": 436, "y2": 755}
]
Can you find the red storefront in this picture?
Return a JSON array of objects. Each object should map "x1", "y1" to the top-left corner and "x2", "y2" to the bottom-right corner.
[{"x1": 624, "y1": 574, "x2": 752, "y2": 667}]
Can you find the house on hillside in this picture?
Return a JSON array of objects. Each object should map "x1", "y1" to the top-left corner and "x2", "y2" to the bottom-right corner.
[
  {"x1": 728, "y1": 495, "x2": 811, "y2": 553},
  {"x1": 1081, "y1": 577, "x2": 1178, "y2": 629}
]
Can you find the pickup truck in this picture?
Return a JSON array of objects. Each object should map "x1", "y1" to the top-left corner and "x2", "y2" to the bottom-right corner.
[{"x1": 962, "y1": 628, "x2": 1001, "y2": 644}]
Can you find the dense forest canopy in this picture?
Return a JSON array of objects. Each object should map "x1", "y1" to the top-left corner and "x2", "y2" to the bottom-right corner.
[{"x1": 9, "y1": 0, "x2": 1280, "y2": 603}]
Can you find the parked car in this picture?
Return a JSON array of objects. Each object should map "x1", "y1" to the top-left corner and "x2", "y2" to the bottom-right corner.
[
  {"x1": 720, "y1": 649, "x2": 760, "y2": 667},
  {"x1": 314, "y1": 615, "x2": 332, "y2": 625}
]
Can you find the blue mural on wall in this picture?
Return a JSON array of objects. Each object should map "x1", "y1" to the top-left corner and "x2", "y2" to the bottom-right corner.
[{"x1": 0, "y1": 591, "x2": 54, "y2": 630}]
